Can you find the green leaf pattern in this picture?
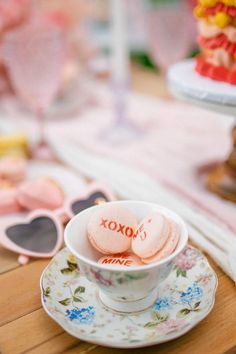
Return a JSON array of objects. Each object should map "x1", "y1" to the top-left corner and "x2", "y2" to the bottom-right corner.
[
  {"x1": 58, "y1": 256, "x2": 86, "y2": 306},
  {"x1": 60, "y1": 259, "x2": 78, "y2": 275}
]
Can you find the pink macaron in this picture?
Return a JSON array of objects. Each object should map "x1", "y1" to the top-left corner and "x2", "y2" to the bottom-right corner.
[
  {"x1": 17, "y1": 178, "x2": 64, "y2": 211},
  {"x1": 141, "y1": 220, "x2": 180, "y2": 264},
  {"x1": 0, "y1": 156, "x2": 27, "y2": 183},
  {"x1": 0, "y1": 179, "x2": 14, "y2": 189},
  {"x1": 98, "y1": 252, "x2": 144, "y2": 268},
  {"x1": 0, "y1": 188, "x2": 22, "y2": 215},
  {"x1": 132, "y1": 212, "x2": 170, "y2": 259},
  {"x1": 87, "y1": 204, "x2": 138, "y2": 254}
]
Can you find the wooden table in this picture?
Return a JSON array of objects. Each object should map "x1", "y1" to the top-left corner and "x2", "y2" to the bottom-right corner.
[{"x1": 1, "y1": 67, "x2": 236, "y2": 354}]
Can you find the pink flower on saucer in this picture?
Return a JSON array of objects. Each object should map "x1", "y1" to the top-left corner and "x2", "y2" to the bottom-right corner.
[
  {"x1": 174, "y1": 247, "x2": 198, "y2": 272},
  {"x1": 175, "y1": 255, "x2": 196, "y2": 271},
  {"x1": 196, "y1": 273, "x2": 211, "y2": 286},
  {"x1": 158, "y1": 319, "x2": 186, "y2": 334}
]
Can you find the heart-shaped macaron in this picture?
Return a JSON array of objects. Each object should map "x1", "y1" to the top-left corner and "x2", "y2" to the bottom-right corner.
[{"x1": 0, "y1": 210, "x2": 63, "y2": 257}]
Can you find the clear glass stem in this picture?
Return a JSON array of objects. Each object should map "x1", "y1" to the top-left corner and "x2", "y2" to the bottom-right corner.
[
  {"x1": 33, "y1": 106, "x2": 54, "y2": 160},
  {"x1": 36, "y1": 106, "x2": 46, "y2": 147},
  {"x1": 113, "y1": 82, "x2": 127, "y2": 127}
]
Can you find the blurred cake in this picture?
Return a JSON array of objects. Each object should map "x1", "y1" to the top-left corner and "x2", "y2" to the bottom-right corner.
[{"x1": 194, "y1": 0, "x2": 236, "y2": 84}]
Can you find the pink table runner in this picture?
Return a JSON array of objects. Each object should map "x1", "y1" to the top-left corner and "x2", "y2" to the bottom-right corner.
[{"x1": 2, "y1": 86, "x2": 235, "y2": 234}]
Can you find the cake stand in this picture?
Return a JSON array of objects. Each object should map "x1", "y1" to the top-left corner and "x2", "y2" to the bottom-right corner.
[{"x1": 168, "y1": 58, "x2": 236, "y2": 203}]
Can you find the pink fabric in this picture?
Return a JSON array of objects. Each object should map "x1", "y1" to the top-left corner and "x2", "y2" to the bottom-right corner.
[{"x1": 3, "y1": 86, "x2": 236, "y2": 233}]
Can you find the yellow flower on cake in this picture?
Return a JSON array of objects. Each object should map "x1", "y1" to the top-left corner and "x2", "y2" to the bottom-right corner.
[{"x1": 215, "y1": 12, "x2": 231, "y2": 28}]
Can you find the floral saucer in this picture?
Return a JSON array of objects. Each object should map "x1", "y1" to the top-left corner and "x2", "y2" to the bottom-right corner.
[{"x1": 40, "y1": 246, "x2": 218, "y2": 349}]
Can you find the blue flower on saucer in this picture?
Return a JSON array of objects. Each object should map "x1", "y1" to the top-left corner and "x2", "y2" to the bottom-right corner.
[
  {"x1": 180, "y1": 282, "x2": 203, "y2": 305},
  {"x1": 66, "y1": 306, "x2": 95, "y2": 325},
  {"x1": 154, "y1": 297, "x2": 173, "y2": 311}
]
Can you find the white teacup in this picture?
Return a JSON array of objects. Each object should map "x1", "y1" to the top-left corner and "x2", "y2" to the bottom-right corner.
[{"x1": 64, "y1": 201, "x2": 188, "y2": 313}]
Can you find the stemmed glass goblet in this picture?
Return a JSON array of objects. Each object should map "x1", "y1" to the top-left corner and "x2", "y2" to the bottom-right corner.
[
  {"x1": 3, "y1": 15, "x2": 66, "y2": 159},
  {"x1": 147, "y1": 1, "x2": 195, "y2": 74}
]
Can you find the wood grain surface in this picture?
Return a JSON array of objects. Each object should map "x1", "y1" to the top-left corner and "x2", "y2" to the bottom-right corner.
[{"x1": 0, "y1": 67, "x2": 236, "y2": 354}]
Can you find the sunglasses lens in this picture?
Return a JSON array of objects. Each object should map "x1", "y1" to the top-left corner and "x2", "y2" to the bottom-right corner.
[
  {"x1": 6, "y1": 216, "x2": 58, "y2": 253},
  {"x1": 71, "y1": 191, "x2": 109, "y2": 215}
]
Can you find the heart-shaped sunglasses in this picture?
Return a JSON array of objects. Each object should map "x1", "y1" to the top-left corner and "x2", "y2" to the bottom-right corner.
[{"x1": 0, "y1": 183, "x2": 115, "y2": 264}]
